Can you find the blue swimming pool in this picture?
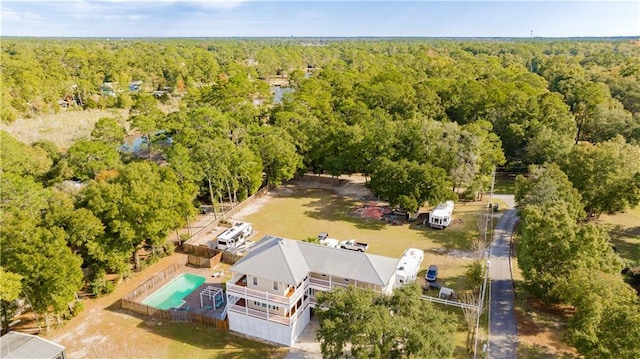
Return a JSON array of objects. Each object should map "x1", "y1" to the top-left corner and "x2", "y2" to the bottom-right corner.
[{"x1": 142, "y1": 273, "x2": 205, "y2": 310}]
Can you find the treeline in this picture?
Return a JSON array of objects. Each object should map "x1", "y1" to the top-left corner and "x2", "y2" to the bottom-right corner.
[
  {"x1": 2, "y1": 38, "x2": 640, "y2": 340},
  {"x1": 515, "y1": 146, "x2": 640, "y2": 357}
]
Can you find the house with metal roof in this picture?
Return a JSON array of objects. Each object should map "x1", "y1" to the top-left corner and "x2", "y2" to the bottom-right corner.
[
  {"x1": 0, "y1": 332, "x2": 66, "y2": 359},
  {"x1": 225, "y1": 235, "x2": 398, "y2": 346}
]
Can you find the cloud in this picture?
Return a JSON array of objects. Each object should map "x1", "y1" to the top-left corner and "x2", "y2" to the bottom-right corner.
[{"x1": 1, "y1": 6, "x2": 42, "y2": 21}]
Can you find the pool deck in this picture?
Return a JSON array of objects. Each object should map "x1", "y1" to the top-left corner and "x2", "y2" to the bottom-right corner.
[{"x1": 134, "y1": 261, "x2": 233, "y2": 320}]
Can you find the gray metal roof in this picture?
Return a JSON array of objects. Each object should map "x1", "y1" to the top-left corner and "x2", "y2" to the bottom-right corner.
[
  {"x1": 299, "y1": 241, "x2": 398, "y2": 286},
  {"x1": 231, "y1": 236, "x2": 397, "y2": 286},
  {"x1": 230, "y1": 236, "x2": 309, "y2": 284},
  {"x1": 1, "y1": 332, "x2": 65, "y2": 359}
]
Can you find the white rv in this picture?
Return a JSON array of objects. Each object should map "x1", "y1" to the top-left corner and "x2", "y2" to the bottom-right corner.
[
  {"x1": 217, "y1": 221, "x2": 252, "y2": 251},
  {"x1": 395, "y1": 248, "x2": 425, "y2": 287},
  {"x1": 428, "y1": 201, "x2": 455, "y2": 229}
]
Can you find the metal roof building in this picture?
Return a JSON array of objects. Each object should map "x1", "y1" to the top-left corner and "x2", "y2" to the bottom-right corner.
[{"x1": 1, "y1": 332, "x2": 66, "y2": 359}]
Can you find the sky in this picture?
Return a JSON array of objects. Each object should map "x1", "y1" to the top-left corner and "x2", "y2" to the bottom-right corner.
[{"x1": 1, "y1": 1, "x2": 638, "y2": 38}]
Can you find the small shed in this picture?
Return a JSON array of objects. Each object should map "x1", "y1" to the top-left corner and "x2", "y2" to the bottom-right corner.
[
  {"x1": 0, "y1": 332, "x2": 66, "y2": 359},
  {"x1": 438, "y1": 287, "x2": 457, "y2": 301}
]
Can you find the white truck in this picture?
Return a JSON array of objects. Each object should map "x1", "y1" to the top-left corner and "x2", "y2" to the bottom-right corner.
[
  {"x1": 395, "y1": 248, "x2": 425, "y2": 287},
  {"x1": 216, "y1": 221, "x2": 252, "y2": 251},
  {"x1": 428, "y1": 200, "x2": 455, "y2": 229},
  {"x1": 317, "y1": 232, "x2": 339, "y2": 248},
  {"x1": 339, "y1": 239, "x2": 369, "y2": 252}
]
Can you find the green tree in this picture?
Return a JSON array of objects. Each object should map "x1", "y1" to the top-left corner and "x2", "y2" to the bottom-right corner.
[
  {"x1": 0, "y1": 172, "x2": 50, "y2": 221},
  {"x1": 369, "y1": 158, "x2": 453, "y2": 213},
  {"x1": 91, "y1": 117, "x2": 127, "y2": 145},
  {"x1": 130, "y1": 93, "x2": 164, "y2": 159},
  {"x1": 316, "y1": 284, "x2": 456, "y2": 359},
  {"x1": 560, "y1": 269, "x2": 640, "y2": 359},
  {"x1": 42, "y1": 191, "x2": 109, "y2": 273},
  {"x1": 0, "y1": 267, "x2": 22, "y2": 332},
  {"x1": 67, "y1": 139, "x2": 121, "y2": 180},
  {"x1": 250, "y1": 126, "x2": 302, "y2": 186},
  {"x1": 0, "y1": 131, "x2": 52, "y2": 179},
  {"x1": 0, "y1": 217, "x2": 84, "y2": 330},
  {"x1": 81, "y1": 162, "x2": 195, "y2": 270},
  {"x1": 571, "y1": 82, "x2": 609, "y2": 144},
  {"x1": 517, "y1": 204, "x2": 622, "y2": 302},
  {"x1": 515, "y1": 163, "x2": 584, "y2": 221},
  {"x1": 561, "y1": 136, "x2": 640, "y2": 218}
]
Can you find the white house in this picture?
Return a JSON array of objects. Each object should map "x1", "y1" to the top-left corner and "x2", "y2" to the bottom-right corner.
[{"x1": 225, "y1": 235, "x2": 399, "y2": 346}]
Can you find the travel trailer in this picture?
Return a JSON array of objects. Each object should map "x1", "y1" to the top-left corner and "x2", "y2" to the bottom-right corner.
[
  {"x1": 395, "y1": 248, "x2": 425, "y2": 287},
  {"x1": 217, "y1": 222, "x2": 253, "y2": 250},
  {"x1": 428, "y1": 201, "x2": 455, "y2": 229}
]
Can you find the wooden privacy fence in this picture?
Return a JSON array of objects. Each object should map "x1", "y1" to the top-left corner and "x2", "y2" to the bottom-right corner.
[
  {"x1": 121, "y1": 299, "x2": 229, "y2": 330},
  {"x1": 187, "y1": 251, "x2": 222, "y2": 268},
  {"x1": 120, "y1": 262, "x2": 228, "y2": 331},
  {"x1": 122, "y1": 263, "x2": 183, "y2": 301}
]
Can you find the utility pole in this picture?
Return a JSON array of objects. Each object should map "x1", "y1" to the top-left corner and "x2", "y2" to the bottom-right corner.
[{"x1": 474, "y1": 170, "x2": 496, "y2": 359}]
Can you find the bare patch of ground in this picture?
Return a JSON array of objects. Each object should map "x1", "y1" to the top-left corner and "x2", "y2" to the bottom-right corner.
[{"x1": 515, "y1": 292, "x2": 578, "y2": 358}]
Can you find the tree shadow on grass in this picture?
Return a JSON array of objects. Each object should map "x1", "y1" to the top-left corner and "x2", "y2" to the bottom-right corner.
[
  {"x1": 295, "y1": 188, "x2": 388, "y2": 230},
  {"x1": 106, "y1": 306, "x2": 284, "y2": 357},
  {"x1": 407, "y1": 220, "x2": 478, "y2": 251},
  {"x1": 608, "y1": 224, "x2": 640, "y2": 261}
]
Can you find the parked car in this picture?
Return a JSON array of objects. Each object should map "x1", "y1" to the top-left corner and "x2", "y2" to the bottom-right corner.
[{"x1": 425, "y1": 265, "x2": 439, "y2": 282}]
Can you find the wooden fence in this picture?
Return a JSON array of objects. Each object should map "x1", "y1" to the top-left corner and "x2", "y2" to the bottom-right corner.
[
  {"x1": 120, "y1": 262, "x2": 229, "y2": 330},
  {"x1": 121, "y1": 299, "x2": 229, "y2": 330},
  {"x1": 187, "y1": 251, "x2": 222, "y2": 268},
  {"x1": 122, "y1": 263, "x2": 183, "y2": 301}
]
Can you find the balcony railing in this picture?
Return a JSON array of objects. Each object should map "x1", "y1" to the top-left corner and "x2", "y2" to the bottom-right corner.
[
  {"x1": 228, "y1": 296, "x2": 309, "y2": 326},
  {"x1": 309, "y1": 277, "x2": 350, "y2": 290},
  {"x1": 227, "y1": 276, "x2": 308, "y2": 307}
]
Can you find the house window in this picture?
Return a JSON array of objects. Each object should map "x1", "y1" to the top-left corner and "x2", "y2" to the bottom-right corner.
[
  {"x1": 262, "y1": 303, "x2": 267, "y2": 307},
  {"x1": 344, "y1": 278, "x2": 350, "y2": 282},
  {"x1": 271, "y1": 305, "x2": 279, "y2": 310},
  {"x1": 252, "y1": 277, "x2": 258, "y2": 286},
  {"x1": 273, "y1": 281, "x2": 278, "y2": 291},
  {"x1": 254, "y1": 301, "x2": 259, "y2": 306}
]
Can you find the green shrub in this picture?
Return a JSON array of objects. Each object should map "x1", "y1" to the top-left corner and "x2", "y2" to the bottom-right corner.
[{"x1": 164, "y1": 242, "x2": 175, "y2": 255}]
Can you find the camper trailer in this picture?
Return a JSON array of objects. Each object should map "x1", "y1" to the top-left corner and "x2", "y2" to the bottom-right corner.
[
  {"x1": 395, "y1": 248, "x2": 425, "y2": 287},
  {"x1": 217, "y1": 222, "x2": 253, "y2": 250},
  {"x1": 428, "y1": 201, "x2": 455, "y2": 229}
]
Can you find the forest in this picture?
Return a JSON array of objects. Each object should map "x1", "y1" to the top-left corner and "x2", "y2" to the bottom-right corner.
[{"x1": 1, "y1": 38, "x2": 639, "y2": 356}]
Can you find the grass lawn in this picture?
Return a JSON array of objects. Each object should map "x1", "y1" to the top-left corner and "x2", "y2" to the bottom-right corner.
[
  {"x1": 237, "y1": 187, "x2": 488, "y2": 289},
  {"x1": 493, "y1": 173, "x2": 517, "y2": 195},
  {"x1": 597, "y1": 206, "x2": 640, "y2": 263},
  {"x1": 146, "y1": 321, "x2": 285, "y2": 359}
]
